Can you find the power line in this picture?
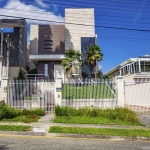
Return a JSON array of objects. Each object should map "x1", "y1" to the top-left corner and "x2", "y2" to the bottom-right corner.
[
  {"x1": 1, "y1": 0, "x2": 150, "y2": 15},
  {"x1": 1, "y1": 14, "x2": 150, "y2": 33},
  {"x1": 22, "y1": 0, "x2": 150, "y2": 13},
  {"x1": 1, "y1": 10, "x2": 150, "y2": 29},
  {"x1": 1, "y1": 17, "x2": 149, "y2": 42},
  {"x1": 1, "y1": 4, "x2": 150, "y2": 21},
  {"x1": 2, "y1": 25, "x2": 149, "y2": 43},
  {"x1": 75, "y1": 0, "x2": 150, "y2": 6}
]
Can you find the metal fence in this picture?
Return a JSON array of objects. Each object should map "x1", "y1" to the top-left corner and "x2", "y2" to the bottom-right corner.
[
  {"x1": 8, "y1": 78, "x2": 150, "y2": 113},
  {"x1": 61, "y1": 79, "x2": 118, "y2": 109},
  {"x1": 9, "y1": 79, "x2": 55, "y2": 113}
]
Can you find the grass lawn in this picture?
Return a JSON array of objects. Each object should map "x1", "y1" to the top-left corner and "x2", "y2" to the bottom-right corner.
[
  {"x1": 0, "y1": 125, "x2": 31, "y2": 131},
  {"x1": 53, "y1": 116, "x2": 143, "y2": 126},
  {"x1": 49, "y1": 126, "x2": 150, "y2": 137},
  {"x1": 1, "y1": 115, "x2": 40, "y2": 123},
  {"x1": 62, "y1": 83, "x2": 116, "y2": 99}
]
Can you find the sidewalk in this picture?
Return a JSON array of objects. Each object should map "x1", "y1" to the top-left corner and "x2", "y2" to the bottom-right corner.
[
  {"x1": 0, "y1": 114, "x2": 150, "y2": 132},
  {"x1": 0, "y1": 114, "x2": 150, "y2": 141}
]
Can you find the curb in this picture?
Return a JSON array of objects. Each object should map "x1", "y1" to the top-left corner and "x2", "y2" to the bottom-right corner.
[
  {"x1": 1, "y1": 131, "x2": 150, "y2": 141},
  {"x1": 47, "y1": 133, "x2": 150, "y2": 141},
  {"x1": 0, "y1": 131, "x2": 46, "y2": 136}
]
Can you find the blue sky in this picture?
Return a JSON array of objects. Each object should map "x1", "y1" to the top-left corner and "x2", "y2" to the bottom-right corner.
[{"x1": 0, "y1": 0, "x2": 150, "y2": 73}]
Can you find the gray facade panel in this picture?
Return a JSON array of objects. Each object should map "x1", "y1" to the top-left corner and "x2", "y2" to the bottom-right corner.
[
  {"x1": 0, "y1": 19, "x2": 27, "y2": 68},
  {"x1": 38, "y1": 25, "x2": 65, "y2": 54},
  {"x1": 19, "y1": 20, "x2": 27, "y2": 68},
  {"x1": 38, "y1": 61, "x2": 61, "y2": 79}
]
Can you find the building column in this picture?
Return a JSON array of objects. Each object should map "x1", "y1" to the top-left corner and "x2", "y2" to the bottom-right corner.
[
  {"x1": 55, "y1": 78, "x2": 62, "y2": 106},
  {"x1": 117, "y1": 76, "x2": 125, "y2": 107},
  {"x1": 138, "y1": 60, "x2": 141, "y2": 72}
]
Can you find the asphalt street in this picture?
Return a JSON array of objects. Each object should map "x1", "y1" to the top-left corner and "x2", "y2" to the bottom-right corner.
[{"x1": 0, "y1": 135, "x2": 150, "y2": 150}]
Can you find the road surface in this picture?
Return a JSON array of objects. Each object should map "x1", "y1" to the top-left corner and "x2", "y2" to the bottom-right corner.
[{"x1": 0, "y1": 135, "x2": 150, "y2": 150}]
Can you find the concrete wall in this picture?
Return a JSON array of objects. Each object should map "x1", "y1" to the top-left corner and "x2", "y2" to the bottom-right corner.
[
  {"x1": 62, "y1": 99, "x2": 117, "y2": 109},
  {"x1": 9, "y1": 67, "x2": 27, "y2": 79},
  {"x1": 123, "y1": 76, "x2": 150, "y2": 111},
  {"x1": 65, "y1": 8, "x2": 95, "y2": 51},
  {"x1": 30, "y1": 25, "x2": 39, "y2": 55}
]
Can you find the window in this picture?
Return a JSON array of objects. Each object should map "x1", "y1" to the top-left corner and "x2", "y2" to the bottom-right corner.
[
  {"x1": 44, "y1": 64, "x2": 48, "y2": 76},
  {"x1": 44, "y1": 40, "x2": 53, "y2": 50}
]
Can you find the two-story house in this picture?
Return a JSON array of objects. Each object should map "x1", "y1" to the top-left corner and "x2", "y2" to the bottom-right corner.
[{"x1": 29, "y1": 8, "x2": 97, "y2": 80}]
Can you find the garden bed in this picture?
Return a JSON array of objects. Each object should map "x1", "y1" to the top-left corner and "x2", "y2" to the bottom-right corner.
[
  {"x1": 0, "y1": 104, "x2": 44, "y2": 123},
  {"x1": 49, "y1": 126, "x2": 150, "y2": 137},
  {"x1": 54, "y1": 106, "x2": 143, "y2": 126},
  {"x1": 53, "y1": 116, "x2": 143, "y2": 126},
  {"x1": 0, "y1": 125, "x2": 31, "y2": 132}
]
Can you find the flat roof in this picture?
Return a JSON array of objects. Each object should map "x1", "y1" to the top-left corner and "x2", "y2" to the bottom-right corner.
[
  {"x1": 104, "y1": 56, "x2": 150, "y2": 76},
  {"x1": 0, "y1": 19, "x2": 25, "y2": 27}
]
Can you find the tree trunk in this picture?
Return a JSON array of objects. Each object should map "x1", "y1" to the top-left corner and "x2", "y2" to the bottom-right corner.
[
  {"x1": 95, "y1": 61, "x2": 97, "y2": 79},
  {"x1": 90, "y1": 64, "x2": 92, "y2": 78}
]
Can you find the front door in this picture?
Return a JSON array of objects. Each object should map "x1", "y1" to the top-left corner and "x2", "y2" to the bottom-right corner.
[{"x1": 54, "y1": 65, "x2": 64, "y2": 81}]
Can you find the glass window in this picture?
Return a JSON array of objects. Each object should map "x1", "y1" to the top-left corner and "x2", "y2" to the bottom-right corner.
[
  {"x1": 44, "y1": 40, "x2": 53, "y2": 50},
  {"x1": 44, "y1": 64, "x2": 48, "y2": 76}
]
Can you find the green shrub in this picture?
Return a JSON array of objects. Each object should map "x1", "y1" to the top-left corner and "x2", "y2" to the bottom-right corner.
[
  {"x1": 0, "y1": 104, "x2": 21, "y2": 120},
  {"x1": 21, "y1": 108, "x2": 45, "y2": 116},
  {"x1": 24, "y1": 96, "x2": 32, "y2": 100},
  {"x1": 0, "y1": 104, "x2": 44, "y2": 120},
  {"x1": 54, "y1": 106, "x2": 140, "y2": 123}
]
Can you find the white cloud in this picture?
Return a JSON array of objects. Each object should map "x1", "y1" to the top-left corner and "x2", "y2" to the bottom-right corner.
[
  {"x1": 53, "y1": 4, "x2": 58, "y2": 12},
  {"x1": 0, "y1": 0, "x2": 64, "y2": 24},
  {"x1": 98, "y1": 64, "x2": 102, "y2": 70},
  {"x1": 35, "y1": 0, "x2": 48, "y2": 9}
]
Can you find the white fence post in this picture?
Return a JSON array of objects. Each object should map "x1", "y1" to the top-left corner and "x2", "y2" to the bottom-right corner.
[
  {"x1": 1, "y1": 78, "x2": 9, "y2": 104},
  {"x1": 55, "y1": 78, "x2": 62, "y2": 106},
  {"x1": 117, "y1": 76, "x2": 125, "y2": 107}
]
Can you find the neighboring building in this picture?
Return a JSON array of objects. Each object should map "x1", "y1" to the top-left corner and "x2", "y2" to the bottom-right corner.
[
  {"x1": 29, "y1": 25, "x2": 65, "y2": 79},
  {"x1": 29, "y1": 8, "x2": 97, "y2": 80},
  {"x1": 65, "y1": 8, "x2": 97, "y2": 78},
  {"x1": 105, "y1": 55, "x2": 150, "y2": 79},
  {"x1": 0, "y1": 19, "x2": 27, "y2": 79}
]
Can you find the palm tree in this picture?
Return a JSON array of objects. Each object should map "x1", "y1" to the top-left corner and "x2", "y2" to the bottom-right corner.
[
  {"x1": 61, "y1": 49, "x2": 82, "y2": 78},
  {"x1": 86, "y1": 45, "x2": 103, "y2": 78},
  {"x1": 97, "y1": 70, "x2": 103, "y2": 79}
]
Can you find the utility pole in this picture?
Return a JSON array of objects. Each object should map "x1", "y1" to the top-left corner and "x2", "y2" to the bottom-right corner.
[
  {"x1": 0, "y1": 29, "x2": 4, "y2": 79},
  {"x1": 0, "y1": 28, "x2": 3, "y2": 56},
  {"x1": 5, "y1": 34, "x2": 10, "y2": 78}
]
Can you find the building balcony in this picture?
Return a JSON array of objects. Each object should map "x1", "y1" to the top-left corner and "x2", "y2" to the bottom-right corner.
[{"x1": 29, "y1": 54, "x2": 65, "y2": 63}]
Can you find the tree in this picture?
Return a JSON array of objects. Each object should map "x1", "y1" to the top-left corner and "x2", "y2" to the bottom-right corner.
[
  {"x1": 28, "y1": 68, "x2": 37, "y2": 79},
  {"x1": 97, "y1": 70, "x2": 103, "y2": 79},
  {"x1": 86, "y1": 45, "x2": 103, "y2": 78},
  {"x1": 103, "y1": 75, "x2": 112, "y2": 79},
  {"x1": 61, "y1": 49, "x2": 82, "y2": 78},
  {"x1": 17, "y1": 67, "x2": 25, "y2": 79}
]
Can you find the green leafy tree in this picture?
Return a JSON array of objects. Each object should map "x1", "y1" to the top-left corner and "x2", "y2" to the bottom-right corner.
[
  {"x1": 28, "y1": 68, "x2": 37, "y2": 79},
  {"x1": 103, "y1": 75, "x2": 112, "y2": 79},
  {"x1": 17, "y1": 67, "x2": 26, "y2": 79},
  {"x1": 86, "y1": 45, "x2": 103, "y2": 78},
  {"x1": 97, "y1": 70, "x2": 103, "y2": 79},
  {"x1": 61, "y1": 49, "x2": 82, "y2": 78}
]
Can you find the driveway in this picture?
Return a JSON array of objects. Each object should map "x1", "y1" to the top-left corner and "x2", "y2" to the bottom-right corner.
[{"x1": 138, "y1": 113, "x2": 150, "y2": 127}]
